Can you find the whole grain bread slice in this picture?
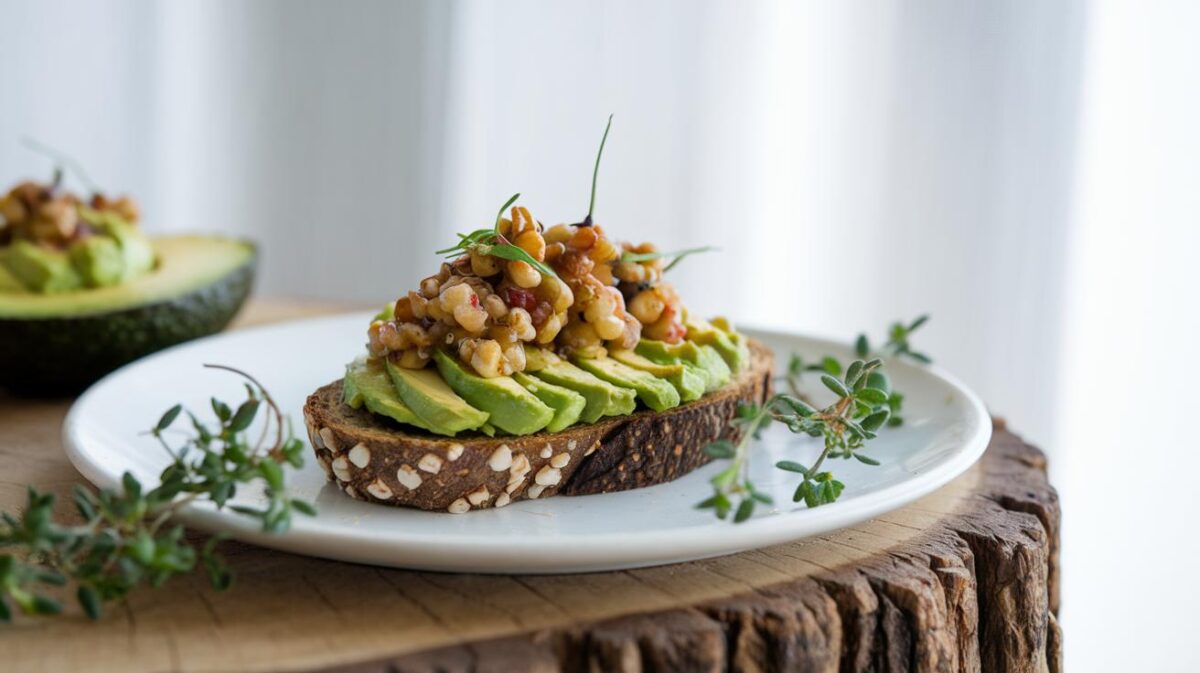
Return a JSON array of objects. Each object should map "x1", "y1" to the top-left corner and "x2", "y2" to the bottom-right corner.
[{"x1": 302, "y1": 340, "x2": 773, "y2": 512}]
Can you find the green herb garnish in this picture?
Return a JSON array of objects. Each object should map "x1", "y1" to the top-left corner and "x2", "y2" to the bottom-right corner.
[
  {"x1": 436, "y1": 193, "x2": 558, "y2": 278},
  {"x1": 620, "y1": 245, "x2": 719, "y2": 272},
  {"x1": 579, "y1": 114, "x2": 613, "y2": 227},
  {"x1": 701, "y1": 315, "x2": 931, "y2": 522},
  {"x1": 0, "y1": 365, "x2": 314, "y2": 622}
]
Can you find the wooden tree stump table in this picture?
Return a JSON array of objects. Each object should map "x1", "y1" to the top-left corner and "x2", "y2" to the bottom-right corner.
[{"x1": 0, "y1": 300, "x2": 1061, "y2": 673}]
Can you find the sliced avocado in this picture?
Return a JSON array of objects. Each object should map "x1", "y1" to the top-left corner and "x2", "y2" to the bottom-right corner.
[
  {"x1": 344, "y1": 358, "x2": 437, "y2": 432},
  {"x1": 523, "y1": 346, "x2": 558, "y2": 372},
  {"x1": 432, "y1": 349, "x2": 553, "y2": 435},
  {"x1": 637, "y1": 339, "x2": 731, "y2": 392},
  {"x1": 685, "y1": 316, "x2": 747, "y2": 372},
  {"x1": 0, "y1": 262, "x2": 24, "y2": 293},
  {"x1": 81, "y1": 207, "x2": 155, "y2": 282},
  {"x1": 573, "y1": 356, "x2": 681, "y2": 412},
  {"x1": 610, "y1": 349, "x2": 705, "y2": 402},
  {"x1": 532, "y1": 360, "x2": 636, "y2": 422},
  {"x1": 69, "y1": 236, "x2": 126, "y2": 288},
  {"x1": 385, "y1": 358, "x2": 489, "y2": 436},
  {"x1": 1, "y1": 240, "x2": 83, "y2": 293},
  {"x1": 513, "y1": 371, "x2": 587, "y2": 432},
  {"x1": 0, "y1": 236, "x2": 255, "y2": 395}
]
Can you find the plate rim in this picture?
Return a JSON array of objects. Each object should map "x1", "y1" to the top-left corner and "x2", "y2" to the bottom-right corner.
[{"x1": 63, "y1": 312, "x2": 992, "y2": 573}]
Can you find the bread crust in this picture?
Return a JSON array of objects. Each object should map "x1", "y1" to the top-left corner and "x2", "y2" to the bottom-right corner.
[{"x1": 302, "y1": 340, "x2": 773, "y2": 512}]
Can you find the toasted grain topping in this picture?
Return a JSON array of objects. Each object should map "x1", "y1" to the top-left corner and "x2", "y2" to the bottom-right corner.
[
  {"x1": 319, "y1": 427, "x2": 338, "y2": 452},
  {"x1": 418, "y1": 453, "x2": 444, "y2": 474},
  {"x1": 495, "y1": 493, "x2": 512, "y2": 508},
  {"x1": 540, "y1": 445, "x2": 552, "y2": 459},
  {"x1": 466, "y1": 486, "x2": 490, "y2": 506},
  {"x1": 550, "y1": 452, "x2": 570, "y2": 468},
  {"x1": 448, "y1": 498, "x2": 470, "y2": 514},
  {"x1": 332, "y1": 456, "x2": 351, "y2": 482},
  {"x1": 585, "y1": 440, "x2": 599, "y2": 456},
  {"x1": 526, "y1": 484, "x2": 546, "y2": 499},
  {"x1": 489, "y1": 445, "x2": 513, "y2": 471},
  {"x1": 567, "y1": 439, "x2": 578, "y2": 451},
  {"x1": 446, "y1": 443, "x2": 465, "y2": 461},
  {"x1": 348, "y1": 444, "x2": 371, "y2": 468},
  {"x1": 396, "y1": 464, "x2": 423, "y2": 490},
  {"x1": 535, "y1": 465, "x2": 562, "y2": 486},
  {"x1": 344, "y1": 485, "x2": 359, "y2": 498},
  {"x1": 366, "y1": 479, "x2": 394, "y2": 500}
]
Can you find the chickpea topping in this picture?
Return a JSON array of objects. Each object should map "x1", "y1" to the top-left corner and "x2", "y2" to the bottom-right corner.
[{"x1": 368, "y1": 203, "x2": 694, "y2": 377}]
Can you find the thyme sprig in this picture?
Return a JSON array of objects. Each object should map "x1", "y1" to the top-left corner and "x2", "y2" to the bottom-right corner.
[
  {"x1": 0, "y1": 366, "x2": 314, "y2": 622},
  {"x1": 786, "y1": 315, "x2": 930, "y2": 426},
  {"x1": 700, "y1": 315, "x2": 931, "y2": 522},
  {"x1": 620, "y1": 245, "x2": 719, "y2": 272},
  {"x1": 699, "y1": 359, "x2": 889, "y2": 521},
  {"x1": 435, "y1": 193, "x2": 558, "y2": 278}
]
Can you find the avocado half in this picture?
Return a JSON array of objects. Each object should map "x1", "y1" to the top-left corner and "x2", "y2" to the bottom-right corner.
[{"x1": 0, "y1": 236, "x2": 256, "y2": 395}]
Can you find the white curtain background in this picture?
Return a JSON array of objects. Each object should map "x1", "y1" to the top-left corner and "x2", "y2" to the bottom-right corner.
[{"x1": 1, "y1": 1, "x2": 1196, "y2": 669}]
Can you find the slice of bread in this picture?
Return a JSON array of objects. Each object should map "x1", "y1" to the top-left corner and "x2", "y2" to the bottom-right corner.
[{"x1": 302, "y1": 340, "x2": 773, "y2": 512}]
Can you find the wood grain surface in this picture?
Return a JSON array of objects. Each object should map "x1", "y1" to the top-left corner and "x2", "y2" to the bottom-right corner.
[{"x1": 0, "y1": 300, "x2": 1061, "y2": 673}]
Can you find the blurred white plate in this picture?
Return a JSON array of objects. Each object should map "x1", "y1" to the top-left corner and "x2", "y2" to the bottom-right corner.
[{"x1": 64, "y1": 312, "x2": 989, "y2": 574}]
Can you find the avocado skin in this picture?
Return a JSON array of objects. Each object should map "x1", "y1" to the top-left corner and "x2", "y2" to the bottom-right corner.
[{"x1": 0, "y1": 254, "x2": 255, "y2": 396}]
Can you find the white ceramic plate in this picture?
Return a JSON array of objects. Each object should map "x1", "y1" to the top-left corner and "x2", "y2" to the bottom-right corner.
[{"x1": 64, "y1": 312, "x2": 990, "y2": 574}]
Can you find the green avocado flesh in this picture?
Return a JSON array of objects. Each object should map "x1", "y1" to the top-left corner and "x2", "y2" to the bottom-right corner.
[
  {"x1": 513, "y1": 372, "x2": 587, "y2": 432},
  {"x1": 0, "y1": 236, "x2": 256, "y2": 395},
  {"x1": 610, "y1": 349, "x2": 705, "y2": 402},
  {"x1": 685, "y1": 317, "x2": 748, "y2": 372},
  {"x1": 432, "y1": 350, "x2": 554, "y2": 435},
  {"x1": 573, "y1": 355, "x2": 681, "y2": 412},
  {"x1": 636, "y1": 339, "x2": 732, "y2": 392},
  {"x1": 532, "y1": 360, "x2": 637, "y2": 423},
  {"x1": 1, "y1": 240, "x2": 83, "y2": 293},
  {"x1": 351, "y1": 320, "x2": 749, "y2": 436},
  {"x1": 1, "y1": 214, "x2": 155, "y2": 293},
  {"x1": 0, "y1": 237, "x2": 253, "y2": 318},
  {"x1": 386, "y1": 358, "x2": 489, "y2": 435},
  {"x1": 344, "y1": 358, "x2": 436, "y2": 432}
]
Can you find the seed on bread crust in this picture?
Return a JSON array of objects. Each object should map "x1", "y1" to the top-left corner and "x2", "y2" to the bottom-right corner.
[
  {"x1": 348, "y1": 444, "x2": 371, "y2": 468},
  {"x1": 319, "y1": 427, "x2": 338, "y2": 452},
  {"x1": 526, "y1": 484, "x2": 546, "y2": 499},
  {"x1": 367, "y1": 479, "x2": 393, "y2": 500},
  {"x1": 448, "y1": 498, "x2": 470, "y2": 513},
  {"x1": 397, "y1": 464, "x2": 423, "y2": 490},
  {"x1": 446, "y1": 443, "x2": 465, "y2": 461},
  {"x1": 535, "y1": 465, "x2": 562, "y2": 486},
  {"x1": 550, "y1": 452, "x2": 570, "y2": 468},
  {"x1": 466, "y1": 486, "x2": 490, "y2": 506},
  {"x1": 495, "y1": 493, "x2": 511, "y2": 508},
  {"x1": 332, "y1": 456, "x2": 351, "y2": 482},
  {"x1": 489, "y1": 445, "x2": 513, "y2": 471},
  {"x1": 418, "y1": 453, "x2": 443, "y2": 474},
  {"x1": 539, "y1": 445, "x2": 552, "y2": 459}
]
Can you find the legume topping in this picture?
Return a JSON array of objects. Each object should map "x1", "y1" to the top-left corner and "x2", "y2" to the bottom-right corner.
[{"x1": 367, "y1": 205, "x2": 689, "y2": 378}]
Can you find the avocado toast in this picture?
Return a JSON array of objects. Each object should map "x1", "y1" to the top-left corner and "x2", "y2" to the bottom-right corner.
[
  {"x1": 303, "y1": 197, "x2": 773, "y2": 512},
  {"x1": 0, "y1": 172, "x2": 255, "y2": 393}
]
